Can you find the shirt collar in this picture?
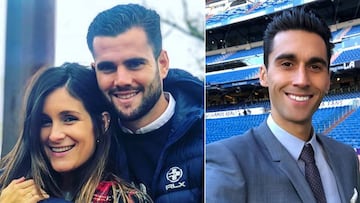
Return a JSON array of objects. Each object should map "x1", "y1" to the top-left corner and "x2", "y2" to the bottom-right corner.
[
  {"x1": 120, "y1": 92, "x2": 176, "y2": 134},
  {"x1": 267, "y1": 114, "x2": 317, "y2": 161},
  {"x1": 306, "y1": 131, "x2": 321, "y2": 159}
]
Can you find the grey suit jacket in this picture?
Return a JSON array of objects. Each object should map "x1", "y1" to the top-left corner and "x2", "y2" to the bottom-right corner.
[{"x1": 206, "y1": 121, "x2": 360, "y2": 203}]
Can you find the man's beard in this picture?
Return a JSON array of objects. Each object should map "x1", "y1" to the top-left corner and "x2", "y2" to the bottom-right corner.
[{"x1": 116, "y1": 73, "x2": 162, "y2": 122}]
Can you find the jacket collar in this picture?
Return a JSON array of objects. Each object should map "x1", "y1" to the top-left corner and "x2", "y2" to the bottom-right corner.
[{"x1": 256, "y1": 121, "x2": 317, "y2": 202}]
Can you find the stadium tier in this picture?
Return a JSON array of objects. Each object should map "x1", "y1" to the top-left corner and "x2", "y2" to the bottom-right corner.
[
  {"x1": 206, "y1": 46, "x2": 263, "y2": 64},
  {"x1": 327, "y1": 108, "x2": 360, "y2": 149},
  {"x1": 207, "y1": 101, "x2": 360, "y2": 148},
  {"x1": 323, "y1": 91, "x2": 360, "y2": 101},
  {"x1": 312, "y1": 106, "x2": 354, "y2": 134},
  {"x1": 206, "y1": 0, "x2": 301, "y2": 29},
  {"x1": 346, "y1": 24, "x2": 360, "y2": 36},
  {"x1": 206, "y1": 67, "x2": 259, "y2": 85},
  {"x1": 332, "y1": 47, "x2": 360, "y2": 65},
  {"x1": 206, "y1": 25, "x2": 360, "y2": 67},
  {"x1": 206, "y1": 113, "x2": 269, "y2": 143}
]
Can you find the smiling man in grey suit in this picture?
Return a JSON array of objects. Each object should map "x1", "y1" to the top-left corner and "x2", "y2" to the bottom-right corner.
[{"x1": 206, "y1": 7, "x2": 360, "y2": 203}]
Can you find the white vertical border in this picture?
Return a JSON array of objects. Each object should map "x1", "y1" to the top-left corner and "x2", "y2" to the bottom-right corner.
[{"x1": 0, "y1": 0, "x2": 7, "y2": 156}]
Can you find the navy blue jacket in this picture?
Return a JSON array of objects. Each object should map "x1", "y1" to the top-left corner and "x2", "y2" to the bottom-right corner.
[{"x1": 113, "y1": 68, "x2": 204, "y2": 203}]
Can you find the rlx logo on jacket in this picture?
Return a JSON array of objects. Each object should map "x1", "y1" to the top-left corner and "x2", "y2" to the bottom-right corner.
[{"x1": 165, "y1": 166, "x2": 186, "y2": 191}]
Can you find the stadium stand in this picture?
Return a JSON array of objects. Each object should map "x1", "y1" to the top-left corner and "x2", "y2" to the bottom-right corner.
[
  {"x1": 332, "y1": 47, "x2": 360, "y2": 65},
  {"x1": 205, "y1": 0, "x2": 360, "y2": 154},
  {"x1": 206, "y1": 113, "x2": 269, "y2": 143},
  {"x1": 206, "y1": 66, "x2": 259, "y2": 85},
  {"x1": 327, "y1": 108, "x2": 360, "y2": 149}
]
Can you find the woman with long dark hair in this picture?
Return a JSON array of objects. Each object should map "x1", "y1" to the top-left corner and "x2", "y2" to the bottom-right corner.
[{"x1": 0, "y1": 63, "x2": 152, "y2": 203}]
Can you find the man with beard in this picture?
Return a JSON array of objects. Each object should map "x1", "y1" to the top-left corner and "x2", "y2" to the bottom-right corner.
[{"x1": 86, "y1": 3, "x2": 203, "y2": 203}]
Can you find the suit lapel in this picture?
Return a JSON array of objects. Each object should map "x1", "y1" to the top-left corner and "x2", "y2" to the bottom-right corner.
[
  {"x1": 317, "y1": 135, "x2": 347, "y2": 202},
  {"x1": 255, "y1": 121, "x2": 316, "y2": 202}
]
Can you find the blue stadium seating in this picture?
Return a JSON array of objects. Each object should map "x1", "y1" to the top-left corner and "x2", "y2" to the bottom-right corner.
[
  {"x1": 207, "y1": 0, "x2": 300, "y2": 29},
  {"x1": 206, "y1": 81, "x2": 360, "y2": 148},
  {"x1": 327, "y1": 108, "x2": 360, "y2": 148},
  {"x1": 346, "y1": 24, "x2": 360, "y2": 37},
  {"x1": 207, "y1": 100, "x2": 271, "y2": 113},
  {"x1": 345, "y1": 34, "x2": 360, "y2": 45},
  {"x1": 332, "y1": 47, "x2": 360, "y2": 65},
  {"x1": 332, "y1": 29, "x2": 342, "y2": 40},
  {"x1": 323, "y1": 92, "x2": 360, "y2": 101},
  {"x1": 207, "y1": 30, "x2": 360, "y2": 66},
  {"x1": 225, "y1": 47, "x2": 263, "y2": 61},
  {"x1": 312, "y1": 106, "x2": 352, "y2": 133},
  {"x1": 206, "y1": 47, "x2": 262, "y2": 63},
  {"x1": 206, "y1": 67, "x2": 259, "y2": 85},
  {"x1": 206, "y1": 113, "x2": 268, "y2": 143},
  {"x1": 206, "y1": 52, "x2": 235, "y2": 64},
  {"x1": 207, "y1": 105, "x2": 360, "y2": 149}
]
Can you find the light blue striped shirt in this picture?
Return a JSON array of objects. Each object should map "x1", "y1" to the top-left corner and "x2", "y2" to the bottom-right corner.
[{"x1": 267, "y1": 115, "x2": 341, "y2": 203}]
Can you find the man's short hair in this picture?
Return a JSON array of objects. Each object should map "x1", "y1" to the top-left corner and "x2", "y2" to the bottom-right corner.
[
  {"x1": 87, "y1": 4, "x2": 162, "y2": 59},
  {"x1": 263, "y1": 6, "x2": 334, "y2": 68}
]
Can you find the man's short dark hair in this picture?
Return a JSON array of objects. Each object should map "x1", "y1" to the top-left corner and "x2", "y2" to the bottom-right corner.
[
  {"x1": 263, "y1": 6, "x2": 334, "y2": 68},
  {"x1": 87, "y1": 4, "x2": 162, "y2": 59}
]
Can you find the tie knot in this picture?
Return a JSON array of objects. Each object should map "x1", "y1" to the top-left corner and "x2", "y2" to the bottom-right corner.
[{"x1": 300, "y1": 144, "x2": 315, "y2": 164}]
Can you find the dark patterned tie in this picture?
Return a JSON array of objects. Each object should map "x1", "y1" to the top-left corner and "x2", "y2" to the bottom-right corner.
[{"x1": 300, "y1": 144, "x2": 327, "y2": 203}]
